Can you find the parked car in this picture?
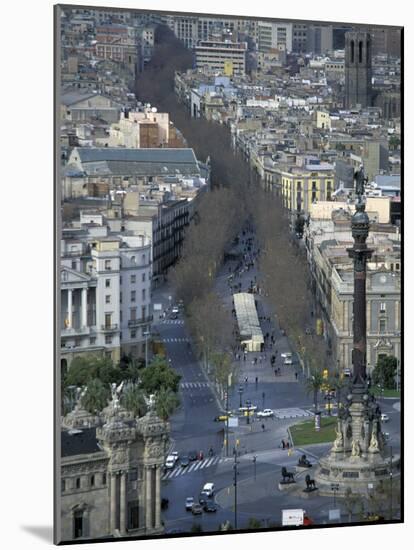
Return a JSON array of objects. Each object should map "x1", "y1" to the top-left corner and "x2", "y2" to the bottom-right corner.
[
  {"x1": 191, "y1": 503, "x2": 203, "y2": 515},
  {"x1": 180, "y1": 455, "x2": 190, "y2": 467},
  {"x1": 204, "y1": 501, "x2": 217, "y2": 513},
  {"x1": 381, "y1": 414, "x2": 390, "y2": 423},
  {"x1": 257, "y1": 409, "x2": 274, "y2": 418},
  {"x1": 185, "y1": 497, "x2": 194, "y2": 511},
  {"x1": 188, "y1": 451, "x2": 198, "y2": 461},
  {"x1": 281, "y1": 352, "x2": 292, "y2": 359}
]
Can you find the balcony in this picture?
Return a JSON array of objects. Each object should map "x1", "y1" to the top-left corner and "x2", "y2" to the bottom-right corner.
[
  {"x1": 128, "y1": 315, "x2": 153, "y2": 327},
  {"x1": 101, "y1": 324, "x2": 119, "y2": 332},
  {"x1": 62, "y1": 325, "x2": 93, "y2": 337}
]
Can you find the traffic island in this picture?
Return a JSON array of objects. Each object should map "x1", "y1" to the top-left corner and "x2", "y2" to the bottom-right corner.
[{"x1": 290, "y1": 416, "x2": 337, "y2": 446}]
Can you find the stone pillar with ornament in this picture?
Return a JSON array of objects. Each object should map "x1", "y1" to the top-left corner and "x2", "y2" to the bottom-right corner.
[{"x1": 136, "y1": 398, "x2": 169, "y2": 535}]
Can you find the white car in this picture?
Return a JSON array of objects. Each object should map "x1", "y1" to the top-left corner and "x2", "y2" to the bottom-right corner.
[
  {"x1": 239, "y1": 404, "x2": 258, "y2": 412},
  {"x1": 284, "y1": 357, "x2": 293, "y2": 365},
  {"x1": 281, "y1": 352, "x2": 292, "y2": 359},
  {"x1": 381, "y1": 414, "x2": 390, "y2": 423},
  {"x1": 257, "y1": 409, "x2": 274, "y2": 418},
  {"x1": 165, "y1": 454, "x2": 177, "y2": 469}
]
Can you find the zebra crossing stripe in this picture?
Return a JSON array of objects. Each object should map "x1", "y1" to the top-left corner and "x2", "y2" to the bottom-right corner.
[
  {"x1": 202, "y1": 457, "x2": 215, "y2": 468},
  {"x1": 193, "y1": 462, "x2": 203, "y2": 471},
  {"x1": 187, "y1": 462, "x2": 198, "y2": 473}
]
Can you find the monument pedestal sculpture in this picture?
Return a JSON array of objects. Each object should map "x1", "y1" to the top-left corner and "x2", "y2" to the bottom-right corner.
[{"x1": 315, "y1": 166, "x2": 400, "y2": 496}]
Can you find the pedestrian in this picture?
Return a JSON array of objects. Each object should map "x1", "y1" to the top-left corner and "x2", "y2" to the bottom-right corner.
[
  {"x1": 286, "y1": 440, "x2": 290, "y2": 449},
  {"x1": 245, "y1": 376, "x2": 248, "y2": 384},
  {"x1": 261, "y1": 424, "x2": 265, "y2": 432},
  {"x1": 244, "y1": 354, "x2": 247, "y2": 362},
  {"x1": 255, "y1": 376, "x2": 258, "y2": 385},
  {"x1": 259, "y1": 356, "x2": 262, "y2": 363},
  {"x1": 295, "y1": 372, "x2": 298, "y2": 380},
  {"x1": 274, "y1": 369, "x2": 277, "y2": 377},
  {"x1": 281, "y1": 439, "x2": 285, "y2": 449}
]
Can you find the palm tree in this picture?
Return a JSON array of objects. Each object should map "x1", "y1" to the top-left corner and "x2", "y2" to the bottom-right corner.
[
  {"x1": 329, "y1": 370, "x2": 348, "y2": 410},
  {"x1": 305, "y1": 369, "x2": 324, "y2": 414},
  {"x1": 80, "y1": 378, "x2": 111, "y2": 414},
  {"x1": 121, "y1": 385, "x2": 147, "y2": 418},
  {"x1": 155, "y1": 387, "x2": 180, "y2": 422}
]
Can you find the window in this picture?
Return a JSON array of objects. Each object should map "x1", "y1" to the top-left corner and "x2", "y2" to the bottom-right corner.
[
  {"x1": 72, "y1": 261, "x2": 77, "y2": 270},
  {"x1": 105, "y1": 279, "x2": 111, "y2": 288},
  {"x1": 131, "y1": 330, "x2": 136, "y2": 339},
  {"x1": 105, "y1": 335, "x2": 112, "y2": 344},
  {"x1": 142, "y1": 273, "x2": 146, "y2": 282},
  {"x1": 129, "y1": 469, "x2": 138, "y2": 482},
  {"x1": 120, "y1": 276, "x2": 122, "y2": 284},
  {"x1": 90, "y1": 475, "x2": 95, "y2": 487},
  {"x1": 131, "y1": 274, "x2": 136, "y2": 284},
  {"x1": 130, "y1": 307, "x2": 137, "y2": 321},
  {"x1": 120, "y1": 292, "x2": 122, "y2": 304},
  {"x1": 89, "y1": 337, "x2": 96, "y2": 345},
  {"x1": 76, "y1": 478, "x2": 81, "y2": 489},
  {"x1": 62, "y1": 479, "x2": 66, "y2": 492},
  {"x1": 105, "y1": 295, "x2": 111, "y2": 304},
  {"x1": 142, "y1": 254, "x2": 146, "y2": 263},
  {"x1": 74, "y1": 510, "x2": 84, "y2": 539},
  {"x1": 105, "y1": 313, "x2": 112, "y2": 328},
  {"x1": 131, "y1": 256, "x2": 136, "y2": 264},
  {"x1": 104, "y1": 260, "x2": 111, "y2": 270},
  {"x1": 380, "y1": 302, "x2": 386, "y2": 313},
  {"x1": 131, "y1": 290, "x2": 136, "y2": 302},
  {"x1": 141, "y1": 306, "x2": 146, "y2": 320},
  {"x1": 120, "y1": 311, "x2": 123, "y2": 322},
  {"x1": 396, "y1": 263, "x2": 400, "y2": 271},
  {"x1": 379, "y1": 319, "x2": 387, "y2": 333},
  {"x1": 102, "y1": 473, "x2": 107, "y2": 485},
  {"x1": 128, "y1": 501, "x2": 139, "y2": 530},
  {"x1": 142, "y1": 289, "x2": 146, "y2": 301},
  {"x1": 312, "y1": 191, "x2": 317, "y2": 202}
]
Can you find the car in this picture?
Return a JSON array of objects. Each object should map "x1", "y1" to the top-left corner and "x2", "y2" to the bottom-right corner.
[
  {"x1": 191, "y1": 503, "x2": 203, "y2": 515},
  {"x1": 198, "y1": 491, "x2": 210, "y2": 505},
  {"x1": 239, "y1": 404, "x2": 258, "y2": 412},
  {"x1": 257, "y1": 408, "x2": 274, "y2": 418},
  {"x1": 284, "y1": 357, "x2": 293, "y2": 365},
  {"x1": 382, "y1": 432, "x2": 390, "y2": 440},
  {"x1": 343, "y1": 368, "x2": 352, "y2": 377},
  {"x1": 188, "y1": 451, "x2": 198, "y2": 461},
  {"x1": 204, "y1": 501, "x2": 217, "y2": 513},
  {"x1": 165, "y1": 455, "x2": 176, "y2": 469},
  {"x1": 214, "y1": 413, "x2": 232, "y2": 422},
  {"x1": 185, "y1": 497, "x2": 195, "y2": 511},
  {"x1": 172, "y1": 451, "x2": 179, "y2": 460},
  {"x1": 180, "y1": 455, "x2": 190, "y2": 467},
  {"x1": 172, "y1": 306, "x2": 179, "y2": 314},
  {"x1": 202, "y1": 483, "x2": 215, "y2": 496},
  {"x1": 161, "y1": 498, "x2": 169, "y2": 510},
  {"x1": 381, "y1": 414, "x2": 390, "y2": 422},
  {"x1": 281, "y1": 352, "x2": 292, "y2": 359}
]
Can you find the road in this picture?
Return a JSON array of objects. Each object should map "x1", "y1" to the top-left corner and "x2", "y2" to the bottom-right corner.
[{"x1": 150, "y1": 224, "x2": 401, "y2": 532}]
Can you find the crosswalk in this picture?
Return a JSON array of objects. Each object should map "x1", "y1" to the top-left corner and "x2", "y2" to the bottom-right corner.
[
  {"x1": 272, "y1": 407, "x2": 313, "y2": 419},
  {"x1": 162, "y1": 337, "x2": 190, "y2": 343},
  {"x1": 160, "y1": 320, "x2": 185, "y2": 325},
  {"x1": 180, "y1": 381, "x2": 210, "y2": 390},
  {"x1": 162, "y1": 456, "x2": 224, "y2": 481}
]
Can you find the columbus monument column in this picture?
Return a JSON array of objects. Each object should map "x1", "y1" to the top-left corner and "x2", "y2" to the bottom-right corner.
[{"x1": 315, "y1": 165, "x2": 400, "y2": 495}]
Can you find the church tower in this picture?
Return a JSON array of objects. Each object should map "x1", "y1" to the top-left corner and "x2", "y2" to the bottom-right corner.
[{"x1": 345, "y1": 31, "x2": 372, "y2": 109}]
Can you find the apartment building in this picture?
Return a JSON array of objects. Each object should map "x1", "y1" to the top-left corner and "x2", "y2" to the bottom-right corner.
[
  {"x1": 194, "y1": 40, "x2": 247, "y2": 76},
  {"x1": 60, "y1": 219, "x2": 152, "y2": 369}
]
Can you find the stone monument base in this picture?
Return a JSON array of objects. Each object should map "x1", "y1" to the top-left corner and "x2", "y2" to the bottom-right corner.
[{"x1": 315, "y1": 450, "x2": 400, "y2": 496}]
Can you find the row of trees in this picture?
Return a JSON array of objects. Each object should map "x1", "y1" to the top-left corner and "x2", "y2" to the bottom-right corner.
[{"x1": 62, "y1": 355, "x2": 180, "y2": 421}]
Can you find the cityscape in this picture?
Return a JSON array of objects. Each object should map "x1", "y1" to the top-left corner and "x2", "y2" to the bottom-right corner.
[{"x1": 56, "y1": 6, "x2": 402, "y2": 543}]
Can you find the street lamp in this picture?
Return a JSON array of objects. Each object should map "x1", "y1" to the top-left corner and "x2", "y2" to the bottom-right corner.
[
  {"x1": 331, "y1": 483, "x2": 339, "y2": 508},
  {"x1": 252, "y1": 455, "x2": 257, "y2": 481},
  {"x1": 143, "y1": 331, "x2": 151, "y2": 368},
  {"x1": 238, "y1": 386, "x2": 243, "y2": 408}
]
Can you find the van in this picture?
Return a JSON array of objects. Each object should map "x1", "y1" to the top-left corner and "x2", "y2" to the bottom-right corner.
[{"x1": 202, "y1": 483, "x2": 215, "y2": 496}]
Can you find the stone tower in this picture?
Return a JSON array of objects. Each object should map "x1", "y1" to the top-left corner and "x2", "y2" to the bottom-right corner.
[{"x1": 345, "y1": 31, "x2": 372, "y2": 109}]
